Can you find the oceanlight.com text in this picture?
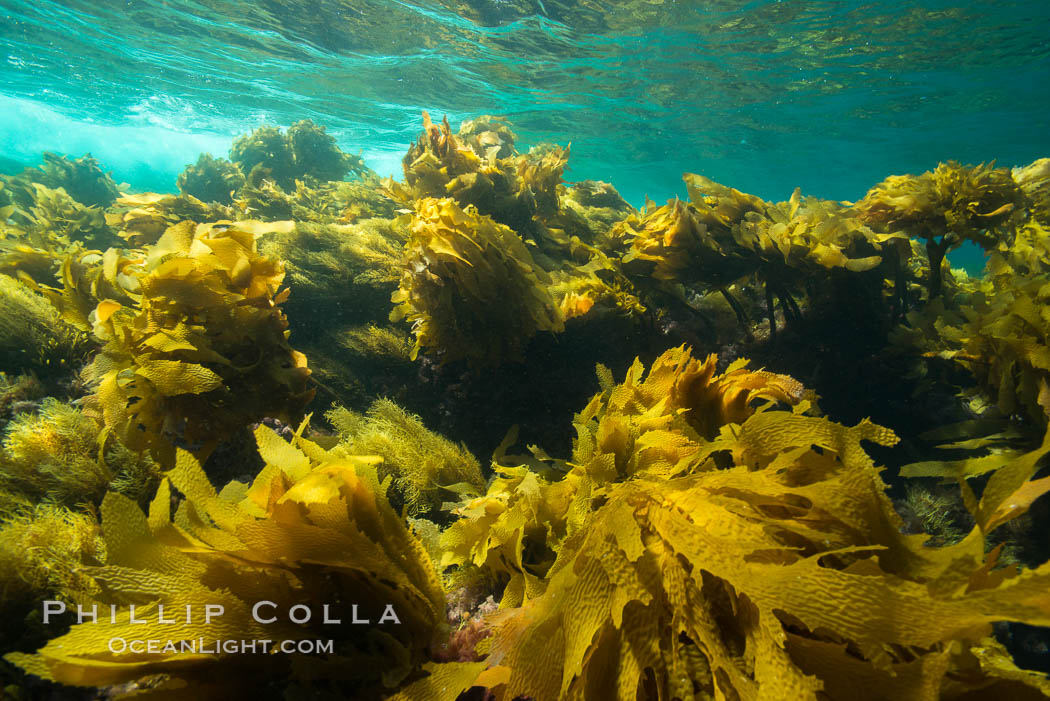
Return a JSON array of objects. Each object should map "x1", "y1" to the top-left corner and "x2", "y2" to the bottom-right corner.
[{"x1": 106, "y1": 638, "x2": 335, "y2": 655}]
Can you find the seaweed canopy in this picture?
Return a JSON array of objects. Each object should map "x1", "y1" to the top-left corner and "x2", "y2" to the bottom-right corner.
[
  {"x1": 0, "y1": 183, "x2": 118, "y2": 270},
  {"x1": 0, "y1": 273, "x2": 93, "y2": 378},
  {"x1": 420, "y1": 347, "x2": 1050, "y2": 701},
  {"x1": 1014, "y1": 157, "x2": 1050, "y2": 226},
  {"x1": 390, "y1": 197, "x2": 563, "y2": 366},
  {"x1": 79, "y1": 219, "x2": 313, "y2": 462},
  {"x1": 0, "y1": 152, "x2": 119, "y2": 210},
  {"x1": 6, "y1": 424, "x2": 446, "y2": 697},
  {"x1": 855, "y1": 161, "x2": 1025, "y2": 297},
  {"x1": 738, "y1": 188, "x2": 885, "y2": 280},
  {"x1": 618, "y1": 197, "x2": 755, "y2": 289},
  {"x1": 105, "y1": 191, "x2": 235, "y2": 247},
  {"x1": 618, "y1": 175, "x2": 889, "y2": 336}
]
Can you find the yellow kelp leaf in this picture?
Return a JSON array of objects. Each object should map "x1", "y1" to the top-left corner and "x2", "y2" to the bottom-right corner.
[
  {"x1": 135, "y1": 359, "x2": 223, "y2": 396},
  {"x1": 481, "y1": 472, "x2": 1050, "y2": 701},
  {"x1": 142, "y1": 327, "x2": 198, "y2": 354},
  {"x1": 900, "y1": 450, "x2": 1028, "y2": 479},
  {"x1": 226, "y1": 219, "x2": 295, "y2": 236},
  {"x1": 254, "y1": 423, "x2": 311, "y2": 481},
  {"x1": 94, "y1": 299, "x2": 121, "y2": 323},
  {"x1": 444, "y1": 348, "x2": 1050, "y2": 700},
  {"x1": 70, "y1": 211, "x2": 312, "y2": 461},
  {"x1": 974, "y1": 424, "x2": 1050, "y2": 533},
  {"x1": 984, "y1": 475, "x2": 1050, "y2": 534}
]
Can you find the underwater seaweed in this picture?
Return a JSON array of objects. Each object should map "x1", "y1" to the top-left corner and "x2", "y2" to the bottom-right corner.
[
  {"x1": 230, "y1": 119, "x2": 365, "y2": 191},
  {"x1": 393, "y1": 113, "x2": 569, "y2": 247},
  {"x1": 616, "y1": 174, "x2": 895, "y2": 341},
  {"x1": 105, "y1": 191, "x2": 235, "y2": 247},
  {"x1": 0, "y1": 504, "x2": 103, "y2": 631},
  {"x1": 258, "y1": 216, "x2": 408, "y2": 334},
  {"x1": 0, "y1": 398, "x2": 160, "y2": 510},
  {"x1": 327, "y1": 398, "x2": 485, "y2": 518},
  {"x1": 0, "y1": 152, "x2": 119, "y2": 211},
  {"x1": 339, "y1": 324, "x2": 416, "y2": 365},
  {"x1": 0, "y1": 183, "x2": 119, "y2": 276},
  {"x1": 855, "y1": 161, "x2": 1025, "y2": 298},
  {"x1": 1014, "y1": 158, "x2": 1050, "y2": 227},
  {"x1": 390, "y1": 197, "x2": 563, "y2": 366},
  {"x1": 439, "y1": 347, "x2": 809, "y2": 609},
  {"x1": 235, "y1": 176, "x2": 397, "y2": 223},
  {"x1": 898, "y1": 269, "x2": 1050, "y2": 429},
  {"x1": 423, "y1": 348, "x2": 1050, "y2": 700},
  {"x1": 0, "y1": 274, "x2": 94, "y2": 380},
  {"x1": 73, "y1": 219, "x2": 314, "y2": 463},
  {"x1": 5, "y1": 424, "x2": 446, "y2": 697},
  {"x1": 176, "y1": 153, "x2": 245, "y2": 205}
]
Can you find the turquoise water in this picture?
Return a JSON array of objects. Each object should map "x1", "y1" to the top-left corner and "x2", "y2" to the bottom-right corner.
[{"x1": 2, "y1": 0, "x2": 1048, "y2": 212}]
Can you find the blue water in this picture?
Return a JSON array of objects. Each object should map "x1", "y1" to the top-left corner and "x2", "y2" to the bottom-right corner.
[{"x1": 1, "y1": 0, "x2": 1048, "y2": 216}]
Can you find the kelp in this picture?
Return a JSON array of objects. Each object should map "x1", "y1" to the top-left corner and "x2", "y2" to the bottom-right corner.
[
  {"x1": 0, "y1": 152, "x2": 119, "y2": 210},
  {"x1": 546, "y1": 257, "x2": 647, "y2": 323},
  {"x1": 235, "y1": 175, "x2": 397, "y2": 223},
  {"x1": 618, "y1": 196, "x2": 750, "y2": 288},
  {"x1": 618, "y1": 175, "x2": 893, "y2": 338},
  {"x1": 421, "y1": 348, "x2": 1050, "y2": 700},
  {"x1": 74, "y1": 219, "x2": 313, "y2": 462},
  {"x1": 176, "y1": 153, "x2": 245, "y2": 205},
  {"x1": 898, "y1": 269, "x2": 1050, "y2": 429},
  {"x1": 35, "y1": 153, "x2": 120, "y2": 209},
  {"x1": 560, "y1": 180, "x2": 635, "y2": 245},
  {"x1": 5, "y1": 424, "x2": 446, "y2": 697},
  {"x1": 230, "y1": 119, "x2": 366, "y2": 190},
  {"x1": 738, "y1": 188, "x2": 885, "y2": 279},
  {"x1": 327, "y1": 399, "x2": 485, "y2": 518},
  {"x1": 104, "y1": 191, "x2": 235, "y2": 247},
  {"x1": 995, "y1": 216, "x2": 1050, "y2": 278},
  {"x1": 391, "y1": 113, "x2": 569, "y2": 243},
  {"x1": 391, "y1": 197, "x2": 563, "y2": 365},
  {"x1": 440, "y1": 347, "x2": 809, "y2": 608},
  {"x1": 1013, "y1": 158, "x2": 1050, "y2": 227},
  {"x1": 4, "y1": 122, "x2": 1050, "y2": 700},
  {"x1": 0, "y1": 183, "x2": 119, "y2": 280},
  {"x1": 855, "y1": 161, "x2": 1026, "y2": 297}
]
